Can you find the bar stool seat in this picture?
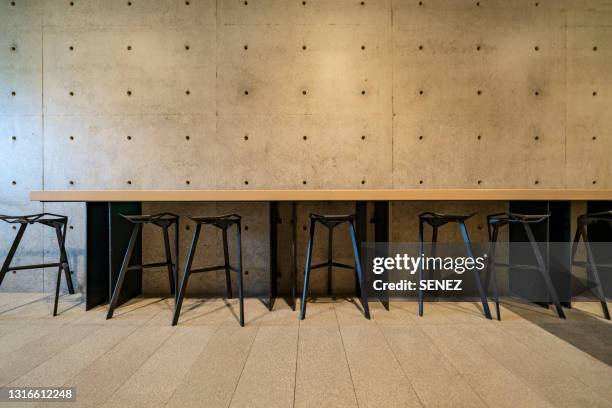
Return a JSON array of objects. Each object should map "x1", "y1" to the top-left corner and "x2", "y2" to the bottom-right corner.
[
  {"x1": 0, "y1": 213, "x2": 75, "y2": 316},
  {"x1": 418, "y1": 212, "x2": 492, "y2": 319},
  {"x1": 310, "y1": 214, "x2": 355, "y2": 224},
  {"x1": 300, "y1": 213, "x2": 370, "y2": 320},
  {"x1": 190, "y1": 214, "x2": 241, "y2": 226},
  {"x1": 576, "y1": 211, "x2": 612, "y2": 223},
  {"x1": 172, "y1": 214, "x2": 244, "y2": 326},
  {"x1": 121, "y1": 213, "x2": 178, "y2": 225},
  {"x1": 571, "y1": 210, "x2": 611, "y2": 320},
  {"x1": 106, "y1": 212, "x2": 179, "y2": 319},
  {"x1": 488, "y1": 212, "x2": 550, "y2": 226},
  {"x1": 420, "y1": 212, "x2": 475, "y2": 226},
  {"x1": 487, "y1": 212, "x2": 566, "y2": 319}
]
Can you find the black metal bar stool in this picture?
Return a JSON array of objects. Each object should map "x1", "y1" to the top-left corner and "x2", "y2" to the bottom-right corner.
[
  {"x1": 0, "y1": 213, "x2": 75, "y2": 316},
  {"x1": 418, "y1": 212, "x2": 492, "y2": 319},
  {"x1": 300, "y1": 213, "x2": 370, "y2": 320},
  {"x1": 571, "y1": 210, "x2": 611, "y2": 320},
  {"x1": 107, "y1": 213, "x2": 179, "y2": 319},
  {"x1": 172, "y1": 214, "x2": 244, "y2": 326},
  {"x1": 487, "y1": 212, "x2": 565, "y2": 319}
]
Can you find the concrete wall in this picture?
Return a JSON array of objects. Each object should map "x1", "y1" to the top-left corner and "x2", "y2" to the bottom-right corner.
[{"x1": 1, "y1": 0, "x2": 610, "y2": 296}]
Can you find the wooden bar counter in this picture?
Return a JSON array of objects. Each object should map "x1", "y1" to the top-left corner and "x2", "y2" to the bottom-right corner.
[{"x1": 30, "y1": 188, "x2": 612, "y2": 202}]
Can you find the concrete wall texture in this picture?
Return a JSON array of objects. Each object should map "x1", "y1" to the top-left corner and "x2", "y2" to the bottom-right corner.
[{"x1": 0, "y1": 0, "x2": 610, "y2": 296}]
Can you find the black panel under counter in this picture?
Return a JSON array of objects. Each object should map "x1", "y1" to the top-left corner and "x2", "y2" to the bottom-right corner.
[{"x1": 86, "y1": 202, "x2": 142, "y2": 310}]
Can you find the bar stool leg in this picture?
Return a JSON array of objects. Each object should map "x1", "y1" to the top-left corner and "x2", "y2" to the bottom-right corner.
[
  {"x1": 174, "y1": 220, "x2": 180, "y2": 301},
  {"x1": 487, "y1": 225, "x2": 501, "y2": 320},
  {"x1": 53, "y1": 224, "x2": 69, "y2": 316},
  {"x1": 523, "y1": 223, "x2": 565, "y2": 319},
  {"x1": 349, "y1": 220, "x2": 370, "y2": 319},
  {"x1": 56, "y1": 222, "x2": 75, "y2": 294},
  {"x1": 327, "y1": 225, "x2": 333, "y2": 296},
  {"x1": 300, "y1": 218, "x2": 316, "y2": 320},
  {"x1": 236, "y1": 221, "x2": 244, "y2": 326},
  {"x1": 578, "y1": 224, "x2": 610, "y2": 320},
  {"x1": 107, "y1": 224, "x2": 141, "y2": 319},
  {"x1": 418, "y1": 219, "x2": 425, "y2": 316},
  {"x1": 172, "y1": 224, "x2": 201, "y2": 326},
  {"x1": 459, "y1": 222, "x2": 492, "y2": 320},
  {"x1": 54, "y1": 260, "x2": 62, "y2": 316},
  {"x1": 429, "y1": 226, "x2": 439, "y2": 299},
  {"x1": 222, "y1": 227, "x2": 233, "y2": 299},
  {"x1": 162, "y1": 225, "x2": 176, "y2": 296},
  {"x1": 0, "y1": 223, "x2": 27, "y2": 287},
  {"x1": 571, "y1": 226, "x2": 581, "y2": 261}
]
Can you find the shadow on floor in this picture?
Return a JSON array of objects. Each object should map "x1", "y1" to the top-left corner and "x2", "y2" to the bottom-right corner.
[{"x1": 504, "y1": 300, "x2": 612, "y2": 366}]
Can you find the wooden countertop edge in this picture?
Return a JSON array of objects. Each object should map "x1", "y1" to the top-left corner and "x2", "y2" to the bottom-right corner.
[{"x1": 30, "y1": 189, "x2": 612, "y2": 202}]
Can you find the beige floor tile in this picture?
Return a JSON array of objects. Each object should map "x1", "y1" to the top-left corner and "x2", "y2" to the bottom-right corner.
[
  {"x1": 0, "y1": 294, "x2": 609, "y2": 408},
  {"x1": 298, "y1": 300, "x2": 339, "y2": 328},
  {"x1": 500, "y1": 320, "x2": 612, "y2": 397},
  {"x1": 367, "y1": 301, "x2": 416, "y2": 326},
  {"x1": 340, "y1": 325, "x2": 422, "y2": 407},
  {"x1": 571, "y1": 301, "x2": 612, "y2": 319},
  {"x1": 73, "y1": 297, "x2": 169, "y2": 326},
  {"x1": 142, "y1": 297, "x2": 267, "y2": 327},
  {"x1": 101, "y1": 326, "x2": 214, "y2": 408},
  {"x1": 51, "y1": 325, "x2": 175, "y2": 408},
  {"x1": 500, "y1": 300, "x2": 571, "y2": 323},
  {"x1": 420, "y1": 325, "x2": 555, "y2": 408},
  {"x1": 334, "y1": 299, "x2": 377, "y2": 327},
  {"x1": 134, "y1": 297, "x2": 175, "y2": 323},
  {"x1": 229, "y1": 326, "x2": 299, "y2": 408},
  {"x1": 0, "y1": 293, "x2": 84, "y2": 322},
  {"x1": 259, "y1": 300, "x2": 300, "y2": 326},
  {"x1": 237, "y1": 297, "x2": 275, "y2": 326},
  {"x1": 294, "y1": 326, "x2": 357, "y2": 408},
  {"x1": 0, "y1": 322, "x2": 68, "y2": 358},
  {"x1": 0, "y1": 297, "x2": 60, "y2": 322},
  {"x1": 539, "y1": 382, "x2": 612, "y2": 408},
  {"x1": 463, "y1": 323, "x2": 612, "y2": 405},
  {"x1": 171, "y1": 298, "x2": 245, "y2": 326},
  {"x1": 165, "y1": 325, "x2": 259, "y2": 408},
  {"x1": 412, "y1": 302, "x2": 494, "y2": 325},
  {"x1": 0, "y1": 324, "x2": 11, "y2": 337},
  {"x1": 10, "y1": 325, "x2": 138, "y2": 388},
  {"x1": 380, "y1": 326, "x2": 487, "y2": 408},
  {"x1": 0, "y1": 323, "x2": 100, "y2": 386},
  {"x1": 463, "y1": 325, "x2": 580, "y2": 389},
  {"x1": 0, "y1": 292, "x2": 46, "y2": 308}
]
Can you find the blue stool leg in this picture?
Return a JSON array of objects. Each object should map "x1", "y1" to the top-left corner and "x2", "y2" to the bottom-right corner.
[
  {"x1": 162, "y1": 225, "x2": 176, "y2": 296},
  {"x1": 53, "y1": 224, "x2": 69, "y2": 316},
  {"x1": 0, "y1": 223, "x2": 27, "y2": 287},
  {"x1": 523, "y1": 223, "x2": 565, "y2": 319},
  {"x1": 300, "y1": 218, "x2": 316, "y2": 320},
  {"x1": 459, "y1": 222, "x2": 492, "y2": 320},
  {"x1": 577, "y1": 224, "x2": 610, "y2": 320},
  {"x1": 487, "y1": 224, "x2": 501, "y2": 320},
  {"x1": 327, "y1": 225, "x2": 333, "y2": 296},
  {"x1": 418, "y1": 219, "x2": 425, "y2": 317},
  {"x1": 107, "y1": 224, "x2": 141, "y2": 319},
  {"x1": 172, "y1": 223, "x2": 201, "y2": 326},
  {"x1": 222, "y1": 227, "x2": 233, "y2": 299},
  {"x1": 349, "y1": 220, "x2": 370, "y2": 319},
  {"x1": 56, "y1": 221, "x2": 75, "y2": 294}
]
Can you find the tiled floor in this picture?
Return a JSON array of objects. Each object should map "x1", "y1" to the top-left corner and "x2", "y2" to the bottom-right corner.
[{"x1": 0, "y1": 293, "x2": 611, "y2": 408}]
